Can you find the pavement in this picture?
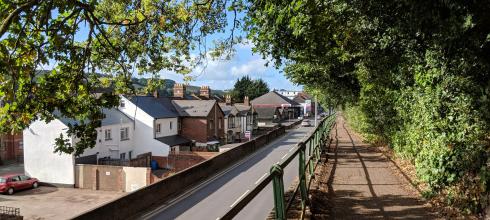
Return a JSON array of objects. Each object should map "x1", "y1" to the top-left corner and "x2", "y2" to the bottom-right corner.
[
  {"x1": 0, "y1": 186, "x2": 125, "y2": 220},
  {"x1": 312, "y1": 116, "x2": 437, "y2": 219},
  {"x1": 141, "y1": 125, "x2": 314, "y2": 220}
]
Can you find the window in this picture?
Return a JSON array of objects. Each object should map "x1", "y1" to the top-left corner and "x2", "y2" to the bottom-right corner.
[
  {"x1": 218, "y1": 118, "x2": 222, "y2": 129},
  {"x1": 156, "y1": 123, "x2": 161, "y2": 133},
  {"x1": 120, "y1": 100, "x2": 125, "y2": 108},
  {"x1": 120, "y1": 127, "x2": 129, "y2": 141},
  {"x1": 18, "y1": 141, "x2": 23, "y2": 149},
  {"x1": 128, "y1": 151, "x2": 133, "y2": 160},
  {"x1": 19, "y1": 175, "x2": 30, "y2": 181},
  {"x1": 228, "y1": 117, "x2": 233, "y2": 128},
  {"x1": 11, "y1": 176, "x2": 20, "y2": 182},
  {"x1": 104, "y1": 129, "x2": 112, "y2": 140},
  {"x1": 120, "y1": 153, "x2": 126, "y2": 159},
  {"x1": 209, "y1": 120, "x2": 214, "y2": 129},
  {"x1": 170, "y1": 121, "x2": 173, "y2": 130}
]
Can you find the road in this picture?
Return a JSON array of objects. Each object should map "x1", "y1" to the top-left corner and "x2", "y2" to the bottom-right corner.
[{"x1": 141, "y1": 126, "x2": 313, "y2": 220}]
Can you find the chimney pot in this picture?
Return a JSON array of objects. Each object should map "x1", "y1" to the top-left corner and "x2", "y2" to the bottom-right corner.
[{"x1": 244, "y1": 96, "x2": 250, "y2": 106}]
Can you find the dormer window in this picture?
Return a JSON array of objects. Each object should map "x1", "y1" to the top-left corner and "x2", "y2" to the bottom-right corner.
[{"x1": 120, "y1": 100, "x2": 125, "y2": 108}]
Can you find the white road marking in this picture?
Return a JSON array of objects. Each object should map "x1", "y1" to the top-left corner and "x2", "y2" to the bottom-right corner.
[
  {"x1": 141, "y1": 126, "x2": 311, "y2": 220},
  {"x1": 255, "y1": 173, "x2": 268, "y2": 185},
  {"x1": 230, "y1": 190, "x2": 250, "y2": 208}
]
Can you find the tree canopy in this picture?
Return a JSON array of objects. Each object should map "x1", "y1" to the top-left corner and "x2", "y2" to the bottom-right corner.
[
  {"x1": 230, "y1": 75, "x2": 269, "y2": 102},
  {"x1": 245, "y1": 0, "x2": 490, "y2": 214},
  {"x1": 0, "y1": 0, "x2": 244, "y2": 155}
]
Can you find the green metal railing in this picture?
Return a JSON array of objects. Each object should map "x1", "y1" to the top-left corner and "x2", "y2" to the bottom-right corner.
[{"x1": 220, "y1": 114, "x2": 336, "y2": 220}]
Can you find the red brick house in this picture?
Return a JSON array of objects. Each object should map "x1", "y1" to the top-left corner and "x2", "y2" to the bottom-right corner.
[
  {"x1": 171, "y1": 100, "x2": 225, "y2": 147},
  {"x1": 0, "y1": 133, "x2": 23, "y2": 162}
]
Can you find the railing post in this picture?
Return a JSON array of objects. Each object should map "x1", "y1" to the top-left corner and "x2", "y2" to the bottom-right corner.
[
  {"x1": 271, "y1": 165, "x2": 286, "y2": 220},
  {"x1": 298, "y1": 142, "x2": 308, "y2": 210}
]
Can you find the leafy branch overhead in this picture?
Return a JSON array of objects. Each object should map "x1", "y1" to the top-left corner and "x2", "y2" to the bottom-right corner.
[
  {"x1": 0, "y1": 0, "x2": 245, "y2": 155},
  {"x1": 245, "y1": 0, "x2": 490, "y2": 214}
]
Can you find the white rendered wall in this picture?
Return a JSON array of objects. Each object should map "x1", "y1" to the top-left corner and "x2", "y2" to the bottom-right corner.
[
  {"x1": 24, "y1": 119, "x2": 75, "y2": 185},
  {"x1": 81, "y1": 122, "x2": 134, "y2": 159},
  {"x1": 118, "y1": 96, "x2": 171, "y2": 156},
  {"x1": 154, "y1": 118, "x2": 178, "y2": 138}
]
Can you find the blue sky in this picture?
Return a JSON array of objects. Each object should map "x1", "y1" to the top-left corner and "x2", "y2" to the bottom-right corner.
[
  {"x1": 163, "y1": 42, "x2": 302, "y2": 91},
  {"x1": 41, "y1": 8, "x2": 302, "y2": 92}
]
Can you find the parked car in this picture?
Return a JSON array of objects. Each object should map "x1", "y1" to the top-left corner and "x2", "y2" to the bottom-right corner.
[
  {"x1": 0, "y1": 174, "x2": 39, "y2": 195},
  {"x1": 301, "y1": 119, "x2": 311, "y2": 127}
]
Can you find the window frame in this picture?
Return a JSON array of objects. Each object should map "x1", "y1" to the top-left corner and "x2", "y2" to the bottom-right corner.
[
  {"x1": 120, "y1": 127, "x2": 130, "y2": 141},
  {"x1": 104, "y1": 129, "x2": 112, "y2": 141},
  {"x1": 156, "y1": 123, "x2": 161, "y2": 133}
]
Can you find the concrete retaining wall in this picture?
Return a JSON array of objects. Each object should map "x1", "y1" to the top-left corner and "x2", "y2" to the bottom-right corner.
[{"x1": 73, "y1": 125, "x2": 289, "y2": 220}]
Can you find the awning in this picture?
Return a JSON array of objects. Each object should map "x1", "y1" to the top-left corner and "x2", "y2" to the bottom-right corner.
[{"x1": 156, "y1": 135, "x2": 191, "y2": 146}]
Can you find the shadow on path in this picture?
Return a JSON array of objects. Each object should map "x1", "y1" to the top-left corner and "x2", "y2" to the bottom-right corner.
[{"x1": 309, "y1": 116, "x2": 438, "y2": 219}]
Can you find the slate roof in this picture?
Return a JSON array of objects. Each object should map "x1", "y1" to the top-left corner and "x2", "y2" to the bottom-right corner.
[
  {"x1": 292, "y1": 92, "x2": 313, "y2": 104},
  {"x1": 254, "y1": 107, "x2": 280, "y2": 119},
  {"x1": 156, "y1": 135, "x2": 191, "y2": 146},
  {"x1": 171, "y1": 100, "x2": 217, "y2": 117},
  {"x1": 234, "y1": 104, "x2": 250, "y2": 114},
  {"x1": 129, "y1": 96, "x2": 179, "y2": 118},
  {"x1": 219, "y1": 104, "x2": 240, "y2": 117},
  {"x1": 251, "y1": 91, "x2": 301, "y2": 106},
  {"x1": 218, "y1": 104, "x2": 233, "y2": 116},
  {"x1": 57, "y1": 108, "x2": 133, "y2": 127}
]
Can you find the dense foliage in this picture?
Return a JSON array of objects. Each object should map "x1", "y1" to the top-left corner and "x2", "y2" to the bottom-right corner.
[
  {"x1": 0, "y1": 0, "x2": 243, "y2": 155},
  {"x1": 245, "y1": 0, "x2": 490, "y2": 213},
  {"x1": 230, "y1": 75, "x2": 269, "y2": 102}
]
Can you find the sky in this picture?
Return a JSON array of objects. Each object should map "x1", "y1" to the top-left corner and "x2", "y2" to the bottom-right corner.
[
  {"x1": 39, "y1": 7, "x2": 302, "y2": 92},
  {"x1": 162, "y1": 42, "x2": 302, "y2": 91}
]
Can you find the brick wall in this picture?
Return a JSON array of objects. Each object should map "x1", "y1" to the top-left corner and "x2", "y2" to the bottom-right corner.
[
  {"x1": 73, "y1": 124, "x2": 289, "y2": 219},
  {"x1": 153, "y1": 151, "x2": 218, "y2": 174},
  {"x1": 179, "y1": 103, "x2": 225, "y2": 143},
  {"x1": 180, "y1": 118, "x2": 208, "y2": 143}
]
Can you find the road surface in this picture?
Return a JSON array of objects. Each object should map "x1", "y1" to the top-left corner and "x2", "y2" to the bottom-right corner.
[{"x1": 141, "y1": 126, "x2": 313, "y2": 220}]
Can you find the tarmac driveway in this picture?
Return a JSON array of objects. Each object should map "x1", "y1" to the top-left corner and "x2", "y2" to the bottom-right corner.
[{"x1": 0, "y1": 186, "x2": 125, "y2": 219}]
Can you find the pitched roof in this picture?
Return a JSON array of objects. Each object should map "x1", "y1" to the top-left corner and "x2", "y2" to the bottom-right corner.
[
  {"x1": 251, "y1": 91, "x2": 301, "y2": 106},
  {"x1": 292, "y1": 92, "x2": 313, "y2": 104},
  {"x1": 218, "y1": 104, "x2": 240, "y2": 117},
  {"x1": 234, "y1": 104, "x2": 251, "y2": 115},
  {"x1": 171, "y1": 100, "x2": 217, "y2": 117},
  {"x1": 128, "y1": 96, "x2": 179, "y2": 118},
  {"x1": 56, "y1": 108, "x2": 133, "y2": 127},
  {"x1": 254, "y1": 107, "x2": 280, "y2": 119}
]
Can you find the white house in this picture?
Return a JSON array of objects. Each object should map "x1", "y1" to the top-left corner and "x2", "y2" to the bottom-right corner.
[
  {"x1": 118, "y1": 95, "x2": 190, "y2": 156},
  {"x1": 24, "y1": 108, "x2": 135, "y2": 186},
  {"x1": 80, "y1": 109, "x2": 134, "y2": 159}
]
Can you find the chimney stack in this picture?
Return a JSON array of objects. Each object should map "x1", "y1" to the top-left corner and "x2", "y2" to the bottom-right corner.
[
  {"x1": 153, "y1": 90, "x2": 159, "y2": 98},
  {"x1": 244, "y1": 96, "x2": 250, "y2": 106},
  {"x1": 173, "y1": 83, "x2": 186, "y2": 98},
  {"x1": 225, "y1": 95, "x2": 232, "y2": 105},
  {"x1": 200, "y1": 85, "x2": 211, "y2": 99}
]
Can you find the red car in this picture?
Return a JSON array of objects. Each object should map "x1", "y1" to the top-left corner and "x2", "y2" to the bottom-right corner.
[{"x1": 0, "y1": 174, "x2": 39, "y2": 195}]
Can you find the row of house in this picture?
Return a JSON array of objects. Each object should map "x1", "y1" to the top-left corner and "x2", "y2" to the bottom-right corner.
[
  {"x1": 22, "y1": 83, "x2": 320, "y2": 186},
  {"x1": 23, "y1": 84, "x2": 258, "y2": 185}
]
